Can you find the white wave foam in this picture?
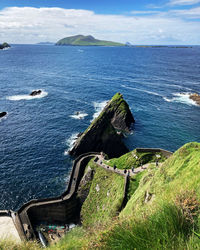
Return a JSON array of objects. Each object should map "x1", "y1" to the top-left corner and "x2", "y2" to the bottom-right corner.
[
  {"x1": 163, "y1": 92, "x2": 197, "y2": 106},
  {"x1": 64, "y1": 133, "x2": 79, "y2": 155},
  {"x1": 91, "y1": 100, "x2": 108, "y2": 121},
  {"x1": 121, "y1": 84, "x2": 162, "y2": 97},
  {"x1": 69, "y1": 112, "x2": 88, "y2": 120},
  {"x1": 163, "y1": 97, "x2": 172, "y2": 102},
  {"x1": 6, "y1": 90, "x2": 48, "y2": 101}
]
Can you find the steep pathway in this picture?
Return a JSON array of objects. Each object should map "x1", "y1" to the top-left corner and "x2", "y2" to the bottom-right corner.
[{"x1": 95, "y1": 154, "x2": 162, "y2": 177}]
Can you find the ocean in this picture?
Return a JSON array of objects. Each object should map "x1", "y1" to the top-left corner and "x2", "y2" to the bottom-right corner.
[{"x1": 0, "y1": 44, "x2": 200, "y2": 210}]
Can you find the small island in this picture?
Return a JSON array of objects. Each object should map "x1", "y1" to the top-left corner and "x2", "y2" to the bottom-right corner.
[
  {"x1": 190, "y1": 93, "x2": 200, "y2": 105},
  {"x1": 0, "y1": 42, "x2": 11, "y2": 50},
  {"x1": 55, "y1": 35, "x2": 125, "y2": 47}
]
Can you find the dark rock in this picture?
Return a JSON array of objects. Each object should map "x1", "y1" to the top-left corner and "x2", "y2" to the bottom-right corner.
[
  {"x1": 0, "y1": 42, "x2": 11, "y2": 49},
  {"x1": 190, "y1": 93, "x2": 200, "y2": 105},
  {"x1": 77, "y1": 167, "x2": 94, "y2": 205},
  {"x1": 69, "y1": 93, "x2": 135, "y2": 158},
  {"x1": 30, "y1": 90, "x2": 42, "y2": 96},
  {"x1": 0, "y1": 112, "x2": 7, "y2": 118},
  {"x1": 77, "y1": 132, "x2": 83, "y2": 137}
]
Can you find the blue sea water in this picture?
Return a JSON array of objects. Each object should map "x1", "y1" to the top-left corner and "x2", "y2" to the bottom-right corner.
[{"x1": 0, "y1": 45, "x2": 199, "y2": 210}]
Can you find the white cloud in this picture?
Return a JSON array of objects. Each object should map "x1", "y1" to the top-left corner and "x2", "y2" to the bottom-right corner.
[
  {"x1": 0, "y1": 7, "x2": 199, "y2": 45},
  {"x1": 168, "y1": 0, "x2": 200, "y2": 5},
  {"x1": 170, "y1": 6, "x2": 200, "y2": 18},
  {"x1": 130, "y1": 10, "x2": 161, "y2": 15}
]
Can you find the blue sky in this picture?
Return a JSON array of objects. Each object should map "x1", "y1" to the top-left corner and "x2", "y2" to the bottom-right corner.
[{"x1": 0, "y1": 0, "x2": 200, "y2": 44}]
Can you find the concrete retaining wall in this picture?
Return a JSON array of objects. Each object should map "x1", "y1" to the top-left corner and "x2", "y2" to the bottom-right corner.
[{"x1": 16, "y1": 152, "x2": 100, "y2": 240}]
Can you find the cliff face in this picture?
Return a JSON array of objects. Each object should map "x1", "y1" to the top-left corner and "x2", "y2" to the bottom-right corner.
[{"x1": 69, "y1": 93, "x2": 135, "y2": 158}]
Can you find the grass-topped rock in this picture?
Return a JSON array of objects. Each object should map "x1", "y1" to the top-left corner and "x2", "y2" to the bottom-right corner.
[
  {"x1": 0, "y1": 42, "x2": 10, "y2": 49},
  {"x1": 69, "y1": 93, "x2": 135, "y2": 158}
]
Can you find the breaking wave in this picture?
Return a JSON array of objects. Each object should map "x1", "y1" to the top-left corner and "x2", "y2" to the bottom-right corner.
[
  {"x1": 91, "y1": 100, "x2": 108, "y2": 121},
  {"x1": 163, "y1": 93, "x2": 197, "y2": 106},
  {"x1": 64, "y1": 133, "x2": 79, "y2": 155},
  {"x1": 6, "y1": 90, "x2": 48, "y2": 101},
  {"x1": 69, "y1": 112, "x2": 88, "y2": 120}
]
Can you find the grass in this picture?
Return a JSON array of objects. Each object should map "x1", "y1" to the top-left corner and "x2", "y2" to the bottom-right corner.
[
  {"x1": 80, "y1": 160, "x2": 125, "y2": 228},
  {"x1": 127, "y1": 171, "x2": 146, "y2": 201},
  {"x1": 0, "y1": 239, "x2": 41, "y2": 250},
  {"x1": 1, "y1": 142, "x2": 200, "y2": 249},
  {"x1": 48, "y1": 227, "x2": 88, "y2": 250},
  {"x1": 100, "y1": 203, "x2": 198, "y2": 250},
  {"x1": 106, "y1": 149, "x2": 166, "y2": 169}
]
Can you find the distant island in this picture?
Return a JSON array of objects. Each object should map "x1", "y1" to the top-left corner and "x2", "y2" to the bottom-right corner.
[
  {"x1": 0, "y1": 42, "x2": 10, "y2": 50},
  {"x1": 133, "y1": 45, "x2": 193, "y2": 48},
  {"x1": 36, "y1": 42, "x2": 54, "y2": 45},
  {"x1": 55, "y1": 35, "x2": 125, "y2": 46}
]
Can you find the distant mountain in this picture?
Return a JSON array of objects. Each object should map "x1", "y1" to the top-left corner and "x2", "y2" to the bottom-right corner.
[
  {"x1": 36, "y1": 42, "x2": 54, "y2": 45},
  {"x1": 55, "y1": 35, "x2": 125, "y2": 47}
]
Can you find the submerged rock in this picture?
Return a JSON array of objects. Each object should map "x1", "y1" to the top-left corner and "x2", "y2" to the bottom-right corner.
[
  {"x1": 0, "y1": 112, "x2": 7, "y2": 118},
  {"x1": 68, "y1": 93, "x2": 135, "y2": 158},
  {"x1": 30, "y1": 90, "x2": 42, "y2": 96},
  {"x1": 190, "y1": 93, "x2": 200, "y2": 105}
]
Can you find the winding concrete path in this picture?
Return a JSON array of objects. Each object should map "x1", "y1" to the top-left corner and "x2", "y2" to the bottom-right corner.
[{"x1": 95, "y1": 155, "x2": 162, "y2": 177}]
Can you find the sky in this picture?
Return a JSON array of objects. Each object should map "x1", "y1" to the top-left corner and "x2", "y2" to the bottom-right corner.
[{"x1": 0, "y1": 0, "x2": 200, "y2": 44}]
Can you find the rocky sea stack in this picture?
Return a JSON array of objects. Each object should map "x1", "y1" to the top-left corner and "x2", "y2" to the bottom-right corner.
[
  {"x1": 69, "y1": 93, "x2": 135, "y2": 158},
  {"x1": 189, "y1": 93, "x2": 200, "y2": 105}
]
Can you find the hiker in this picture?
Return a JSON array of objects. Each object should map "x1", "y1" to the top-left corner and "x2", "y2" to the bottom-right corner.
[
  {"x1": 131, "y1": 167, "x2": 134, "y2": 173},
  {"x1": 156, "y1": 159, "x2": 159, "y2": 167}
]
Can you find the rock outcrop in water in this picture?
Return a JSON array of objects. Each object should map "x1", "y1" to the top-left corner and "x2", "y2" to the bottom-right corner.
[
  {"x1": 68, "y1": 93, "x2": 135, "y2": 158},
  {"x1": 189, "y1": 93, "x2": 200, "y2": 105},
  {"x1": 0, "y1": 112, "x2": 7, "y2": 118},
  {"x1": 0, "y1": 42, "x2": 10, "y2": 49},
  {"x1": 30, "y1": 90, "x2": 42, "y2": 96}
]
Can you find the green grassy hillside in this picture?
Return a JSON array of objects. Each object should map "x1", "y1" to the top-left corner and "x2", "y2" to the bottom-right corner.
[
  {"x1": 80, "y1": 160, "x2": 125, "y2": 227},
  {"x1": 105, "y1": 148, "x2": 166, "y2": 169},
  {"x1": 54, "y1": 142, "x2": 200, "y2": 249},
  {"x1": 1, "y1": 142, "x2": 200, "y2": 249},
  {"x1": 55, "y1": 35, "x2": 125, "y2": 46}
]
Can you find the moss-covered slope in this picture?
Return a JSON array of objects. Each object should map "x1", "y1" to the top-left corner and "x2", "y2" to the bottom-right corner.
[
  {"x1": 55, "y1": 35, "x2": 125, "y2": 46},
  {"x1": 80, "y1": 160, "x2": 125, "y2": 227},
  {"x1": 69, "y1": 93, "x2": 135, "y2": 158}
]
